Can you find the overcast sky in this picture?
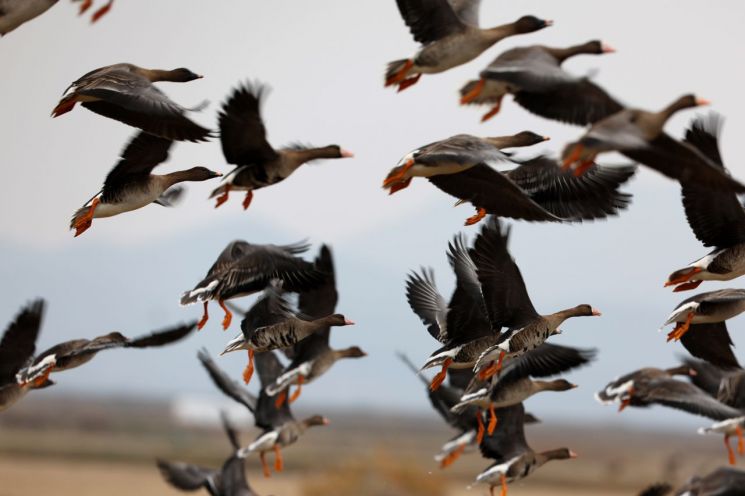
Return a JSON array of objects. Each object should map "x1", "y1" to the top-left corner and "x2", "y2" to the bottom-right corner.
[{"x1": 1, "y1": 0, "x2": 745, "y2": 432}]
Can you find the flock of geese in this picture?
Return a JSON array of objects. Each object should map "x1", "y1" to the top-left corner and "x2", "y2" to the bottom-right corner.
[{"x1": 2, "y1": 0, "x2": 745, "y2": 495}]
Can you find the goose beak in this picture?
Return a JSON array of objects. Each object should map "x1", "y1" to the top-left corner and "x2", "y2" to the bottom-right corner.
[
  {"x1": 340, "y1": 149, "x2": 355, "y2": 158},
  {"x1": 601, "y1": 43, "x2": 616, "y2": 53},
  {"x1": 570, "y1": 383, "x2": 579, "y2": 389},
  {"x1": 196, "y1": 75, "x2": 204, "y2": 79},
  {"x1": 696, "y1": 97, "x2": 711, "y2": 106},
  {"x1": 542, "y1": 136, "x2": 551, "y2": 142},
  {"x1": 322, "y1": 417, "x2": 331, "y2": 426},
  {"x1": 569, "y1": 450, "x2": 579, "y2": 459},
  {"x1": 591, "y1": 308, "x2": 602, "y2": 316},
  {"x1": 544, "y1": 20, "x2": 554, "y2": 27},
  {"x1": 344, "y1": 319, "x2": 355, "y2": 325},
  {"x1": 688, "y1": 368, "x2": 698, "y2": 377}
]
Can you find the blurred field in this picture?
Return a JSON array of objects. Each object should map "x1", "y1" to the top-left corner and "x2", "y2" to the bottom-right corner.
[{"x1": 0, "y1": 394, "x2": 732, "y2": 496}]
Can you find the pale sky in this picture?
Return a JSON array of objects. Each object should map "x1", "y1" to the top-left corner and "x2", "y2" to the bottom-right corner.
[{"x1": 1, "y1": 0, "x2": 745, "y2": 431}]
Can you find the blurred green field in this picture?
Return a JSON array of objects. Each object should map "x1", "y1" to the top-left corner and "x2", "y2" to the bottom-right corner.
[{"x1": 0, "y1": 394, "x2": 731, "y2": 496}]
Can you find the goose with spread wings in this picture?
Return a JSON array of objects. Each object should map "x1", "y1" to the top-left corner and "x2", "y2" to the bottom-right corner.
[
  {"x1": 460, "y1": 39, "x2": 619, "y2": 123},
  {"x1": 52, "y1": 63, "x2": 210, "y2": 142},
  {"x1": 385, "y1": 0, "x2": 552, "y2": 91},
  {"x1": 70, "y1": 132, "x2": 221, "y2": 237},
  {"x1": 156, "y1": 412, "x2": 259, "y2": 496},
  {"x1": 180, "y1": 240, "x2": 327, "y2": 331},
  {"x1": 665, "y1": 114, "x2": 745, "y2": 292},
  {"x1": 264, "y1": 245, "x2": 366, "y2": 406},
  {"x1": 198, "y1": 350, "x2": 328, "y2": 478},
  {"x1": 0, "y1": 300, "x2": 55, "y2": 412},
  {"x1": 209, "y1": 83, "x2": 353, "y2": 211}
]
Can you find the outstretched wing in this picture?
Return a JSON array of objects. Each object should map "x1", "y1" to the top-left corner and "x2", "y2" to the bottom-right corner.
[{"x1": 0, "y1": 300, "x2": 45, "y2": 385}]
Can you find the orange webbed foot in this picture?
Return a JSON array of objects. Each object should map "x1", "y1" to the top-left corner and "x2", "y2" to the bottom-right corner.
[
  {"x1": 90, "y1": 0, "x2": 113, "y2": 22},
  {"x1": 673, "y1": 280, "x2": 703, "y2": 292},
  {"x1": 618, "y1": 386, "x2": 634, "y2": 412},
  {"x1": 214, "y1": 185, "x2": 231, "y2": 208},
  {"x1": 78, "y1": 0, "x2": 93, "y2": 14},
  {"x1": 429, "y1": 358, "x2": 452, "y2": 391},
  {"x1": 397, "y1": 74, "x2": 422, "y2": 92},
  {"x1": 573, "y1": 157, "x2": 596, "y2": 177},
  {"x1": 52, "y1": 98, "x2": 77, "y2": 118},
  {"x1": 273, "y1": 445, "x2": 283, "y2": 472},
  {"x1": 385, "y1": 59, "x2": 414, "y2": 87},
  {"x1": 481, "y1": 101, "x2": 502, "y2": 122},
  {"x1": 218, "y1": 300, "x2": 232, "y2": 330},
  {"x1": 32, "y1": 364, "x2": 54, "y2": 388},
  {"x1": 562, "y1": 144, "x2": 584, "y2": 171},
  {"x1": 197, "y1": 302, "x2": 209, "y2": 330},
  {"x1": 460, "y1": 79, "x2": 485, "y2": 105},
  {"x1": 664, "y1": 267, "x2": 702, "y2": 288},
  {"x1": 666, "y1": 312, "x2": 694, "y2": 342},
  {"x1": 73, "y1": 197, "x2": 99, "y2": 237},
  {"x1": 243, "y1": 350, "x2": 255, "y2": 385},
  {"x1": 487, "y1": 404, "x2": 498, "y2": 435},
  {"x1": 465, "y1": 207, "x2": 487, "y2": 226},
  {"x1": 388, "y1": 178, "x2": 412, "y2": 195},
  {"x1": 440, "y1": 443, "x2": 466, "y2": 469},
  {"x1": 242, "y1": 191, "x2": 253, "y2": 210}
]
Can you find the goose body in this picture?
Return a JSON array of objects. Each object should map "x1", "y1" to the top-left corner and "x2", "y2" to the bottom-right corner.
[
  {"x1": 0, "y1": 0, "x2": 57, "y2": 35},
  {"x1": 210, "y1": 83, "x2": 352, "y2": 210},
  {"x1": 386, "y1": 0, "x2": 552, "y2": 91}
]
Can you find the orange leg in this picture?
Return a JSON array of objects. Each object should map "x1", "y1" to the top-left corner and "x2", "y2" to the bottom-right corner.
[
  {"x1": 476, "y1": 412, "x2": 485, "y2": 445},
  {"x1": 385, "y1": 59, "x2": 414, "y2": 87},
  {"x1": 91, "y1": 0, "x2": 113, "y2": 22},
  {"x1": 487, "y1": 404, "x2": 498, "y2": 435},
  {"x1": 500, "y1": 473, "x2": 508, "y2": 496},
  {"x1": 725, "y1": 434, "x2": 736, "y2": 466},
  {"x1": 73, "y1": 197, "x2": 100, "y2": 237},
  {"x1": 214, "y1": 185, "x2": 231, "y2": 208},
  {"x1": 478, "y1": 361, "x2": 498, "y2": 381},
  {"x1": 242, "y1": 191, "x2": 254, "y2": 210},
  {"x1": 383, "y1": 159, "x2": 415, "y2": 189},
  {"x1": 197, "y1": 302, "x2": 209, "y2": 330},
  {"x1": 562, "y1": 144, "x2": 584, "y2": 171},
  {"x1": 397, "y1": 73, "x2": 422, "y2": 92},
  {"x1": 260, "y1": 451, "x2": 271, "y2": 478},
  {"x1": 666, "y1": 312, "x2": 694, "y2": 342},
  {"x1": 737, "y1": 426, "x2": 745, "y2": 455},
  {"x1": 31, "y1": 365, "x2": 55, "y2": 388},
  {"x1": 218, "y1": 300, "x2": 232, "y2": 330},
  {"x1": 289, "y1": 375, "x2": 304, "y2": 404},
  {"x1": 243, "y1": 349, "x2": 255, "y2": 385},
  {"x1": 465, "y1": 207, "x2": 487, "y2": 226},
  {"x1": 573, "y1": 155, "x2": 597, "y2": 177},
  {"x1": 439, "y1": 443, "x2": 466, "y2": 469},
  {"x1": 429, "y1": 358, "x2": 452, "y2": 391},
  {"x1": 673, "y1": 280, "x2": 703, "y2": 292},
  {"x1": 460, "y1": 78, "x2": 485, "y2": 104},
  {"x1": 481, "y1": 97, "x2": 504, "y2": 122},
  {"x1": 664, "y1": 267, "x2": 702, "y2": 287},
  {"x1": 78, "y1": 0, "x2": 93, "y2": 14},
  {"x1": 273, "y1": 445, "x2": 283, "y2": 472},
  {"x1": 274, "y1": 390, "x2": 288, "y2": 408},
  {"x1": 618, "y1": 386, "x2": 634, "y2": 412}
]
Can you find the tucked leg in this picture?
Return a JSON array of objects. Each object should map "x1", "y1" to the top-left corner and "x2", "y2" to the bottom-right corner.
[
  {"x1": 737, "y1": 425, "x2": 744, "y2": 455},
  {"x1": 78, "y1": 0, "x2": 93, "y2": 14},
  {"x1": 481, "y1": 97, "x2": 504, "y2": 122},
  {"x1": 429, "y1": 358, "x2": 452, "y2": 391},
  {"x1": 274, "y1": 390, "x2": 288, "y2": 408},
  {"x1": 673, "y1": 280, "x2": 703, "y2": 292},
  {"x1": 91, "y1": 0, "x2": 113, "y2": 22},
  {"x1": 572, "y1": 155, "x2": 597, "y2": 177},
  {"x1": 383, "y1": 159, "x2": 414, "y2": 190},
  {"x1": 487, "y1": 404, "x2": 498, "y2": 435},
  {"x1": 215, "y1": 184, "x2": 231, "y2": 208},
  {"x1": 500, "y1": 473, "x2": 508, "y2": 496},
  {"x1": 242, "y1": 191, "x2": 254, "y2": 210},
  {"x1": 618, "y1": 387, "x2": 635, "y2": 412},
  {"x1": 726, "y1": 434, "x2": 736, "y2": 466},
  {"x1": 562, "y1": 144, "x2": 584, "y2": 171},
  {"x1": 440, "y1": 443, "x2": 466, "y2": 469},
  {"x1": 385, "y1": 59, "x2": 414, "y2": 87},
  {"x1": 666, "y1": 312, "x2": 695, "y2": 342},
  {"x1": 243, "y1": 349, "x2": 255, "y2": 384},
  {"x1": 465, "y1": 207, "x2": 487, "y2": 226},
  {"x1": 397, "y1": 74, "x2": 422, "y2": 92},
  {"x1": 460, "y1": 79, "x2": 485, "y2": 104},
  {"x1": 73, "y1": 197, "x2": 100, "y2": 237},
  {"x1": 218, "y1": 299, "x2": 232, "y2": 330},
  {"x1": 664, "y1": 267, "x2": 702, "y2": 288}
]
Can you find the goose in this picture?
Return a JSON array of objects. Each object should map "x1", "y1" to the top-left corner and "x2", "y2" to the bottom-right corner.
[
  {"x1": 32, "y1": 321, "x2": 196, "y2": 372},
  {"x1": 460, "y1": 39, "x2": 619, "y2": 123},
  {"x1": 209, "y1": 83, "x2": 353, "y2": 210},
  {"x1": 675, "y1": 467, "x2": 745, "y2": 495},
  {"x1": 562, "y1": 95, "x2": 745, "y2": 192},
  {"x1": 470, "y1": 218, "x2": 600, "y2": 377},
  {"x1": 220, "y1": 283, "x2": 354, "y2": 385},
  {"x1": 156, "y1": 412, "x2": 259, "y2": 496},
  {"x1": 264, "y1": 246, "x2": 366, "y2": 405},
  {"x1": 52, "y1": 63, "x2": 210, "y2": 142},
  {"x1": 474, "y1": 403, "x2": 576, "y2": 496},
  {"x1": 70, "y1": 132, "x2": 221, "y2": 237},
  {"x1": 595, "y1": 365, "x2": 741, "y2": 422},
  {"x1": 198, "y1": 350, "x2": 328, "y2": 478},
  {"x1": 0, "y1": 0, "x2": 57, "y2": 36},
  {"x1": 0, "y1": 300, "x2": 55, "y2": 412},
  {"x1": 665, "y1": 114, "x2": 745, "y2": 292},
  {"x1": 180, "y1": 240, "x2": 326, "y2": 331},
  {"x1": 453, "y1": 343, "x2": 594, "y2": 438},
  {"x1": 428, "y1": 154, "x2": 636, "y2": 226},
  {"x1": 383, "y1": 131, "x2": 548, "y2": 197},
  {"x1": 661, "y1": 289, "x2": 745, "y2": 368},
  {"x1": 386, "y1": 0, "x2": 551, "y2": 91}
]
